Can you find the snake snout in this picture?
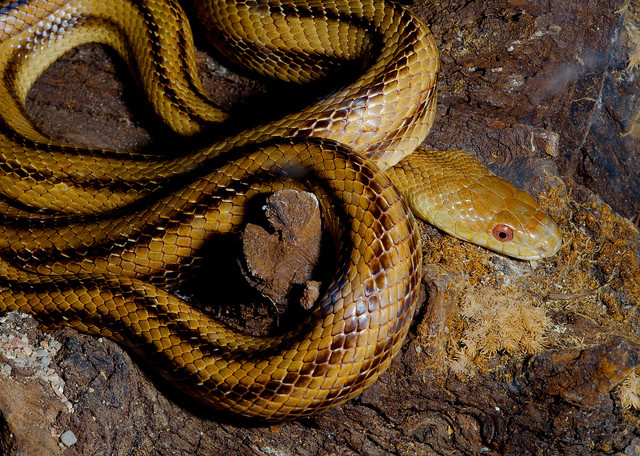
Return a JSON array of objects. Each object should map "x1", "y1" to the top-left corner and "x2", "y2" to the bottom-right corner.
[
  {"x1": 533, "y1": 220, "x2": 563, "y2": 259},
  {"x1": 514, "y1": 214, "x2": 563, "y2": 260}
]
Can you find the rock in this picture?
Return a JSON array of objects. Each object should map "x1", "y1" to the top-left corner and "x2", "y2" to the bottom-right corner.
[
  {"x1": 0, "y1": 313, "x2": 69, "y2": 456},
  {"x1": 526, "y1": 336, "x2": 640, "y2": 408},
  {"x1": 60, "y1": 430, "x2": 78, "y2": 447},
  {"x1": 241, "y1": 189, "x2": 323, "y2": 306}
]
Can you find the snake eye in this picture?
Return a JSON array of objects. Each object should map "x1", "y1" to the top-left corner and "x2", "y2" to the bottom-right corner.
[{"x1": 492, "y1": 224, "x2": 514, "y2": 242}]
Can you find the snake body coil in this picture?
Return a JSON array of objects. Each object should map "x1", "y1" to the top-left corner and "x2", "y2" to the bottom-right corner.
[{"x1": 0, "y1": 0, "x2": 561, "y2": 420}]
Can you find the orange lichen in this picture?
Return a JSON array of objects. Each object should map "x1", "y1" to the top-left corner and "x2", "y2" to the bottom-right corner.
[
  {"x1": 534, "y1": 192, "x2": 640, "y2": 335},
  {"x1": 421, "y1": 227, "x2": 496, "y2": 287}
]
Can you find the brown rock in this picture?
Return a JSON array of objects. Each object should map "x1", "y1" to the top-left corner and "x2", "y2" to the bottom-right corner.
[
  {"x1": 241, "y1": 189, "x2": 322, "y2": 306},
  {"x1": 0, "y1": 313, "x2": 68, "y2": 456},
  {"x1": 526, "y1": 336, "x2": 640, "y2": 407}
]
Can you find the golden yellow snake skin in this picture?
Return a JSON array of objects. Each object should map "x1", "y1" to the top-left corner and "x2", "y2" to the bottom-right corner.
[{"x1": 0, "y1": 0, "x2": 561, "y2": 420}]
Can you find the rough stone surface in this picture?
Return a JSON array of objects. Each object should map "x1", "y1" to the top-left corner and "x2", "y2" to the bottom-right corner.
[
  {"x1": 241, "y1": 189, "x2": 323, "y2": 306},
  {"x1": 0, "y1": 0, "x2": 639, "y2": 455}
]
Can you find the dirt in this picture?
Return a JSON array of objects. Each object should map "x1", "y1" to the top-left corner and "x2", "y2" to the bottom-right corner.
[{"x1": 1, "y1": 0, "x2": 639, "y2": 455}]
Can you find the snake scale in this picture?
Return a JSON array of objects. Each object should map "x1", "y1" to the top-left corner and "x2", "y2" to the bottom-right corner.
[{"x1": 0, "y1": 0, "x2": 562, "y2": 421}]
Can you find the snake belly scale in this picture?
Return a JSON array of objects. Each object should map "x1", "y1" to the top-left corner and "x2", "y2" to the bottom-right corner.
[{"x1": 0, "y1": 0, "x2": 561, "y2": 420}]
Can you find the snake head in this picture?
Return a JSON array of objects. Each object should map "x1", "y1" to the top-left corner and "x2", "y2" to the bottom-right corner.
[
  {"x1": 389, "y1": 149, "x2": 563, "y2": 261},
  {"x1": 434, "y1": 175, "x2": 563, "y2": 260}
]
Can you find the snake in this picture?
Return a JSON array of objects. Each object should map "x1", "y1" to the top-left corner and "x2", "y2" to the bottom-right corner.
[{"x1": 0, "y1": 0, "x2": 562, "y2": 421}]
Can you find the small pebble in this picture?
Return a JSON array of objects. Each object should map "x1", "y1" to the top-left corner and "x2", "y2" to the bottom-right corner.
[
  {"x1": 625, "y1": 437, "x2": 640, "y2": 455},
  {"x1": 60, "y1": 430, "x2": 77, "y2": 447}
]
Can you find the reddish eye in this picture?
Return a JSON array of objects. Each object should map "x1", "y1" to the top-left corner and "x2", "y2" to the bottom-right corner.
[{"x1": 492, "y1": 224, "x2": 514, "y2": 242}]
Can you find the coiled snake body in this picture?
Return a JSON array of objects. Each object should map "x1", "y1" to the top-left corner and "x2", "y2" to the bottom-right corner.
[{"x1": 0, "y1": 0, "x2": 562, "y2": 420}]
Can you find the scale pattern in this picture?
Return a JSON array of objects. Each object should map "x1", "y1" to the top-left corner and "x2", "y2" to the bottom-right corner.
[
  {"x1": 0, "y1": 139, "x2": 422, "y2": 420},
  {"x1": 0, "y1": 0, "x2": 432, "y2": 420},
  {"x1": 0, "y1": 0, "x2": 560, "y2": 420}
]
